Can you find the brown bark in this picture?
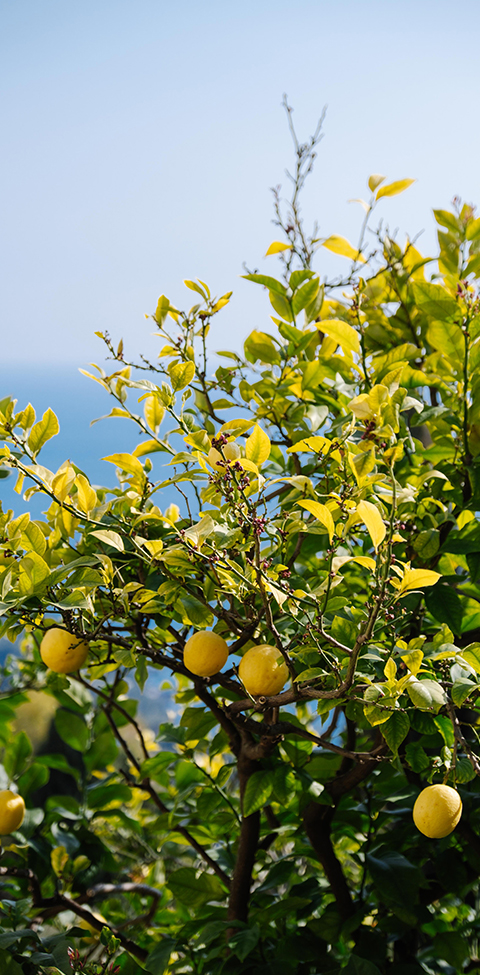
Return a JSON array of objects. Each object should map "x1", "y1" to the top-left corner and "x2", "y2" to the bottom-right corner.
[
  {"x1": 227, "y1": 747, "x2": 260, "y2": 924},
  {"x1": 303, "y1": 803, "x2": 354, "y2": 920}
]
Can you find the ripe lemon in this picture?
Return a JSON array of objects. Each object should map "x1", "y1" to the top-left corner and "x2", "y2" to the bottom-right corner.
[
  {"x1": 40, "y1": 628, "x2": 89, "y2": 674},
  {"x1": 413, "y1": 784, "x2": 462, "y2": 838},
  {"x1": 238, "y1": 644, "x2": 289, "y2": 696},
  {"x1": 183, "y1": 631, "x2": 229, "y2": 677},
  {"x1": 208, "y1": 442, "x2": 241, "y2": 468},
  {"x1": 0, "y1": 790, "x2": 25, "y2": 834}
]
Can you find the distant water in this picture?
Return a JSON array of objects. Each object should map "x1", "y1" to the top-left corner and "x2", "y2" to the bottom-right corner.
[{"x1": 1, "y1": 364, "x2": 183, "y2": 519}]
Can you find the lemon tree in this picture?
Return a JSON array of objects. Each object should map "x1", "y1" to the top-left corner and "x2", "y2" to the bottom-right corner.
[{"x1": 1, "y1": 102, "x2": 480, "y2": 973}]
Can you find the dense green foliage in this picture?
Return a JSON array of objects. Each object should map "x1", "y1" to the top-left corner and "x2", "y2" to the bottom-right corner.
[{"x1": 1, "y1": 109, "x2": 480, "y2": 974}]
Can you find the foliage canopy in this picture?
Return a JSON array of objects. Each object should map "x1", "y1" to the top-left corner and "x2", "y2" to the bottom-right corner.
[{"x1": 1, "y1": 104, "x2": 480, "y2": 974}]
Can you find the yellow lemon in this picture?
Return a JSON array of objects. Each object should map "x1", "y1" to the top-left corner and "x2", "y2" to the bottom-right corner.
[
  {"x1": 183, "y1": 631, "x2": 229, "y2": 677},
  {"x1": 208, "y1": 442, "x2": 240, "y2": 468},
  {"x1": 0, "y1": 790, "x2": 25, "y2": 834},
  {"x1": 413, "y1": 784, "x2": 462, "y2": 838},
  {"x1": 40, "y1": 628, "x2": 89, "y2": 674},
  {"x1": 238, "y1": 645, "x2": 289, "y2": 696}
]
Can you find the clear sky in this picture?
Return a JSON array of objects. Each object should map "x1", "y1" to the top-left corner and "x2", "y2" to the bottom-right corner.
[{"x1": 2, "y1": 0, "x2": 480, "y2": 379}]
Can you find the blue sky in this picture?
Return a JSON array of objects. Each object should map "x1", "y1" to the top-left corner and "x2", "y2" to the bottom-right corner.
[{"x1": 2, "y1": 0, "x2": 480, "y2": 382}]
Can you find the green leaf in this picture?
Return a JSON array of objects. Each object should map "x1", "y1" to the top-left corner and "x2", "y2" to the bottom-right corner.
[
  {"x1": 145, "y1": 937, "x2": 176, "y2": 975},
  {"x1": 412, "y1": 529, "x2": 440, "y2": 559},
  {"x1": 425, "y1": 584, "x2": 463, "y2": 634},
  {"x1": 87, "y1": 784, "x2": 132, "y2": 809},
  {"x1": 17, "y1": 762, "x2": 49, "y2": 797},
  {"x1": 452, "y1": 678, "x2": 477, "y2": 706},
  {"x1": 4, "y1": 731, "x2": 32, "y2": 779},
  {"x1": 178, "y1": 594, "x2": 213, "y2": 627},
  {"x1": 405, "y1": 741, "x2": 430, "y2": 772},
  {"x1": 242, "y1": 273, "x2": 287, "y2": 296},
  {"x1": 412, "y1": 281, "x2": 460, "y2": 322},
  {"x1": 269, "y1": 289, "x2": 293, "y2": 321},
  {"x1": 27, "y1": 408, "x2": 59, "y2": 456},
  {"x1": 427, "y1": 321, "x2": 464, "y2": 364},
  {"x1": 0, "y1": 948, "x2": 22, "y2": 973},
  {"x1": 54, "y1": 709, "x2": 89, "y2": 752},
  {"x1": 243, "y1": 770, "x2": 274, "y2": 816},
  {"x1": 366, "y1": 851, "x2": 420, "y2": 908},
  {"x1": 433, "y1": 931, "x2": 470, "y2": 969},
  {"x1": 244, "y1": 330, "x2": 281, "y2": 364},
  {"x1": 344, "y1": 956, "x2": 382, "y2": 975},
  {"x1": 381, "y1": 712, "x2": 410, "y2": 754},
  {"x1": 168, "y1": 360, "x2": 195, "y2": 391},
  {"x1": 168, "y1": 867, "x2": 227, "y2": 908},
  {"x1": 292, "y1": 278, "x2": 320, "y2": 316},
  {"x1": 229, "y1": 923, "x2": 260, "y2": 962}
]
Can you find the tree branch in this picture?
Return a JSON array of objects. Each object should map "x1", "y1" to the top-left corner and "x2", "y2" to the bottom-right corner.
[{"x1": 102, "y1": 708, "x2": 231, "y2": 889}]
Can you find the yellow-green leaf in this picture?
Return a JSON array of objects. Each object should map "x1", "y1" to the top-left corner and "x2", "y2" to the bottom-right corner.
[
  {"x1": 245, "y1": 424, "x2": 271, "y2": 466},
  {"x1": 400, "y1": 650, "x2": 424, "y2": 676},
  {"x1": 102, "y1": 453, "x2": 144, "y2": 478},
  {"x1": 27, "y1": 408, "x2": 60, "y2": 457},
  {"x1": 17, "y1": 551, "x2": 50, "y2": 595},
  {"x1": 357, "y1": 500, "x2": 386, "y2": 551},
  {"x1": 331, "y1": 554, "x2": 377, "y2": 574},
  {"x1": 238, "y1": 458, "x2": 260, "y2": 477},
  {"x1": 322, "y1": 235, "x2": 366, "y2": 263},
  {"x1": 265, "y1": 241, "x2": 293, "y2": 256},
  {"x1": 168, "y1": 360, "x2": 195, "y2": 391},
  {"x1": 76, "y1": 474, "x2": 97, "y2": 514},
  {"x1": 133, "y1": 439, "x2": 164, "y2": 457},
  {"x1": 90, "y1": 530, "x2": 125, "y2": 552},
  {"x1": 376, "y1": 178, "x2": 416, "y2": 200},
  {"x1": 398, "y1": 568, "x2": 441, "y2": 595},
  {"x1": 21, "y1": 520, "x2": 46, "y2": 557},
  {"x1": 51, "y1": 465, "x2": 76, "y2": 502},
  {"x1": 384, "y1": 658, "x2": 396, "y2": 681},
  {"x1": 298, "y1": 500, "x2": 335, "y2": 542},
  {"x1": 368, "y1": 174, "x2": 386, "y2": 192},
  {"x1": 144, "y1": 396, "x2": 165, "y2": 433},
  {"x1": 320, "y1": 319, "x2": 361, "y2": 355},
  {"x1": 51, "y1": 846, "x2": 69, "y2": 877}
]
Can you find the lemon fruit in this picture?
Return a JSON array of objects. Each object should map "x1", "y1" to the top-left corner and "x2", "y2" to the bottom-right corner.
[
  {"x1": 183, "y1": 631, "x2": 229, "y2": 677},
  {"x1": 0, "y1": 790, "x2": 25, "y2": 834},
  {"x1": 40, "y1": 628, "x2": 89, "y2": 674},
  {"x1": 208, "y1": 442, "x2": 241, "y2": 468},
  {"x1": 413, "y1": 784, "x2": 462, "y2": 838},
  {"x1": 238, "y1": 645, "x2": 289, "y2": 696}
]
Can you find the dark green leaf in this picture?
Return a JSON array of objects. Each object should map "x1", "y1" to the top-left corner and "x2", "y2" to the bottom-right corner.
[
  {"x1": 54, "y1": 709, "x2": 89, "y2": 752},
  {"x1": 145, "y1": 937, "x2": 176, "y2": 975},
  {"x1": 344, "y1": 956, "x2": 382, "y2": 975},
  {"x1": 243, "y1": 770, "x2": 274, "y2": 816},
  {"x1": 168, "y1": 867, "x2": 227, "y2": 908},
  {"x1": 381, "y1": 712, "x2": 410, "y2": 754},
  {"x1": 229, "y1": 923, "x2": 261, "y2": 962},
  {"x1": 425, "y1": 584, "x2": 463, "y2": 634},
  {"x1": 366, "y1": 851, "x2": 421, "y2": 908},
  {"x1": 3, "y1": 731, "x2": 32, "y2": 779}
]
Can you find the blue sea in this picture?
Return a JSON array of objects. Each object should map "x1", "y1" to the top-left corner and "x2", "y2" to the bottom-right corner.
[{"x1": 1, "y1": 364, "x2": 181, "y2": 519}]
